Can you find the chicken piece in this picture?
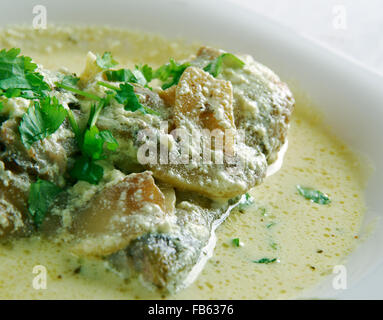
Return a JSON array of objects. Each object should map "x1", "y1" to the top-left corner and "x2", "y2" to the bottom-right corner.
[
  {"x1": 148, "y1": 67, "x2": 267, "y2": 199},
  {"x1": 193, "y1": 46, "x2": 295, "y2": 164},
  {"x1": 70, "y1": 171, "x2": 175, "y2": 257},
  {"x1": 0, "y1": 161, "x2": 32, "y2": 238},
  {"x1": 173, "y1": 66, "x2": 235, "y2": 132},
  {"x1": 108, "y1": 192, "x2": 246, "y2": 293},
  {"x1": 0, "y1": 118, "x2": 77, "y2": 187}
]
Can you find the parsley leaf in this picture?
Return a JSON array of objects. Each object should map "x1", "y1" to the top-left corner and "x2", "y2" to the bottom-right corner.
[
  {"x1": 115, "y1": 82, "x2": 144, "y2": 112},
  {"x1": 60, "y1": 74, "x2": 80, "y2": 87},
  {"x1": 0, "y1": 48, "x2": 50, "y2": 99},
  {"x1": 98, "y1": 130, "x2": 119, "y2": 151},
  {"x1": 70, "y1": 155, "x2": 104, "y2": 185},
  {"x1": 137, "y1": 64, "x2": 153, "y2": 83},
  {"x1": 270, "y1": 242, "x2": 278, "y2": 250},
  {"x1": 204, "y1": 53, "x2": 245, "y2": 77},
  {"x1": 232, "y1": 238, "x2": 240, "y2": 247},
  {"x1": 82, "y1": 126, "x2": 118, "y2": 160},
  {"x1": 28, "y1": 179, "x2": 62, "y2": 227},
  {"x1": 266, "y1": 222, "x2": 276, "y2": 229},
  {"x1": 68, "y1": 96, "x2": 118, "y2": 185},
  {"x1": 96, "y1": 52, "x2": 118, "y2": 70},
  {"x1": 105, "y1": 65, "x2": 153, "y2": 88},
  {"x1": 253, "y1": 258, "x2": 277, "y2": 264},
  {"x1": 105, "y1": 69, "x2": 137, "y2": 83},
  {"x1": 0, "y1": 101, "x2": 7, "y2": 125},
  {"x1": 237, "y1": 192, "x2": 254, "y2": 211},
  {"x1": 55, "y1": 81, "x2": 101, "y2": 101},
  {"x1": 19, "y1": 96, "x2": 67, "y2": 149},
  {"x1": 97, "y1": 81, "x2": 160, "y2": 116},
  {"x1": 154, "y1": 58, "x2": 190, "y2": 89},
  {"x1": 296, "y1": 185, "x2": 331, "y2": 205}
]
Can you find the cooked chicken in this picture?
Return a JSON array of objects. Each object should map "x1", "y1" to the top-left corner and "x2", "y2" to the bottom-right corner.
[
  {"x1": 0, "y1": 46, "x2": 294, "y2": 293},
  {"x1": 192, "y1": 47, "x2": 295, "y2": 164}
]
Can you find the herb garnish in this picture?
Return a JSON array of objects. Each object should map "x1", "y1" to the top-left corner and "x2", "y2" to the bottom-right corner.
[
  {"x1": 55, "y1": 78, "x2": 120, "y2": 184},
  {"x1": 105, "y1": 69, "x2": 138, "y2": 83},
  {"x1": 253, "y1": 258, "x2": 277, "y2": 264},
  {"x1": 60, "y1": 74, "x2": 80, "y2": 87},
  {"x1": 237, "y1": 192, "x2": 254, "y2": 211},
  {"x1": 69, "y1": 96, "x2": 118, "y2": 185},
  {"x1": 105, "y1": 65, "x2": 152, "y2": 86},
  {"x1": 153, "y1": 58, "x2": 190, "y2": 90},
  {"x1": 137, "y1": 64, "x2": 153, "y2": 83},
  {"x1": 70, "y1": 154, "x2": 105, "y2": 185},
  {"x1": 204, "y1": 53, "x2": 245, "y2": 77},
  {"x1": 296, "y1": 185, "x2": 331, "y2": 205},
  {"x1": 270, "y1": 242, "x2": 278, "y2": 250},
  {"x1": 55, "y1": 82, "x2": 101, "y2": 101},
  {"x1": 19, "y1": 96, "x2": 67, "y2": 149},
  {"x1": 266, "y1": 222, "x2": 276, "y2": 229},
  {"x1": 82, "y1": 125, "x2": 118, "y2": 160},
  {"x1": 232, "y1": 238, "x2": 240, "y2": 247},
  {"x1": 97, "y1": 81, "x2": 159, "y2": 115},
  {"x1": 0, "y1": 48, "x2": 49, "y2": 99},
  {"x1": 28, "y1": 179, "x2": 62, "y2": 227},
  {"x1": 96, "y1": 52, "x2": 118, "y2": 70}
]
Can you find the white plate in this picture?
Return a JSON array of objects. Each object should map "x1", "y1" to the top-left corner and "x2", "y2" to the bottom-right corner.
[{"x1": 1, "y1": 0, "x2": 383, "y2": 299}]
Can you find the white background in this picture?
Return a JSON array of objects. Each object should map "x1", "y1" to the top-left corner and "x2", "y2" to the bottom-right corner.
[{"x1": 229, "y1": 0, "x2": 383, "y2": 75}]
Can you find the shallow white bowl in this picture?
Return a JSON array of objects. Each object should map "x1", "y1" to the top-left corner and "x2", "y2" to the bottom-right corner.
[{"x1": 1, "y1": 0, "x2": 383, "y2": 299}]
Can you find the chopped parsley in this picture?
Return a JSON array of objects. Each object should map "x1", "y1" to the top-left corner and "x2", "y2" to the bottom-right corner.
[
  {"x1": 18, "y1": 96, "x2": 67, "y2": 149},
  {"x1": 55, "y1": 82, "x2": 101, "y2": 101},
  {"x1": 266, "y1": 222, "x2": 276, "y2": 229},
  {"x1": 82, "y1": 125, "x2": 118, "y2": 160},
  {"x1": 296, "y1": 185, "x2": 331, "y2": 205},
  {"x1": 105, "y1": 65, "x2": 152, "y2": 86},
  {"x1": 115, "y1": 82, "x2": 145, "y2": 112},
  {"x1": 56, "y1": 78, "x2": 120, "y2": 185},
  {"x1": 137, "y1": 64, "x2": 153, "y2": 83},
  {"x1": 253, "y1": 258, "x2": 277, "y2": 264},
  {"x1": 0, "y1": 101, "x2": 7, "y2": 125},
  {"x1": 60, "y1": 74, "x2": 80, "y2": 87},
  {"x1": 232, "y1": 238, "x2": 240, "y2": 247},
  {"x1": 237, "y1": 192, "x2": 254, "y2": 211},
  {"x1": 96, "y1": 52, "x2": 118, "y2": 70},
  {"x1": 69, "y1": 97, "x2": 118, "y2": 185},
  {"x1": 70, "y1": 155, "x2": 104, "y2": 185},
  {"x1": 97, "y1": 81, "x2": 159, "y2": 115},
  {"x1": 204, "y1": 53, "x2": 245, "y2": 77},
  {"x1": 153, "y1": 58, "x2": 190, "y2": 90},
  {"x1": 0, "y1": 48, "x2": 49, "y2": 99},
  {"x1": 260, "y1": 207, "x2": 267, "y2": 216},
  {"x1": 270, "y1": 242, "x2": 278, "y2": 250},
  {"x1": 105, "y1": 69, "x2": 137, "y2": 83},
  {"x1": 28, "y1": 179, "x2": 62, "y2": 227}
]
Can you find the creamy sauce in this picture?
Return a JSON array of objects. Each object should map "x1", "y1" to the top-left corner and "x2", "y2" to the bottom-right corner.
[{"x1": 0, "y1": 26, "x2": 369, "y2": 299}]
